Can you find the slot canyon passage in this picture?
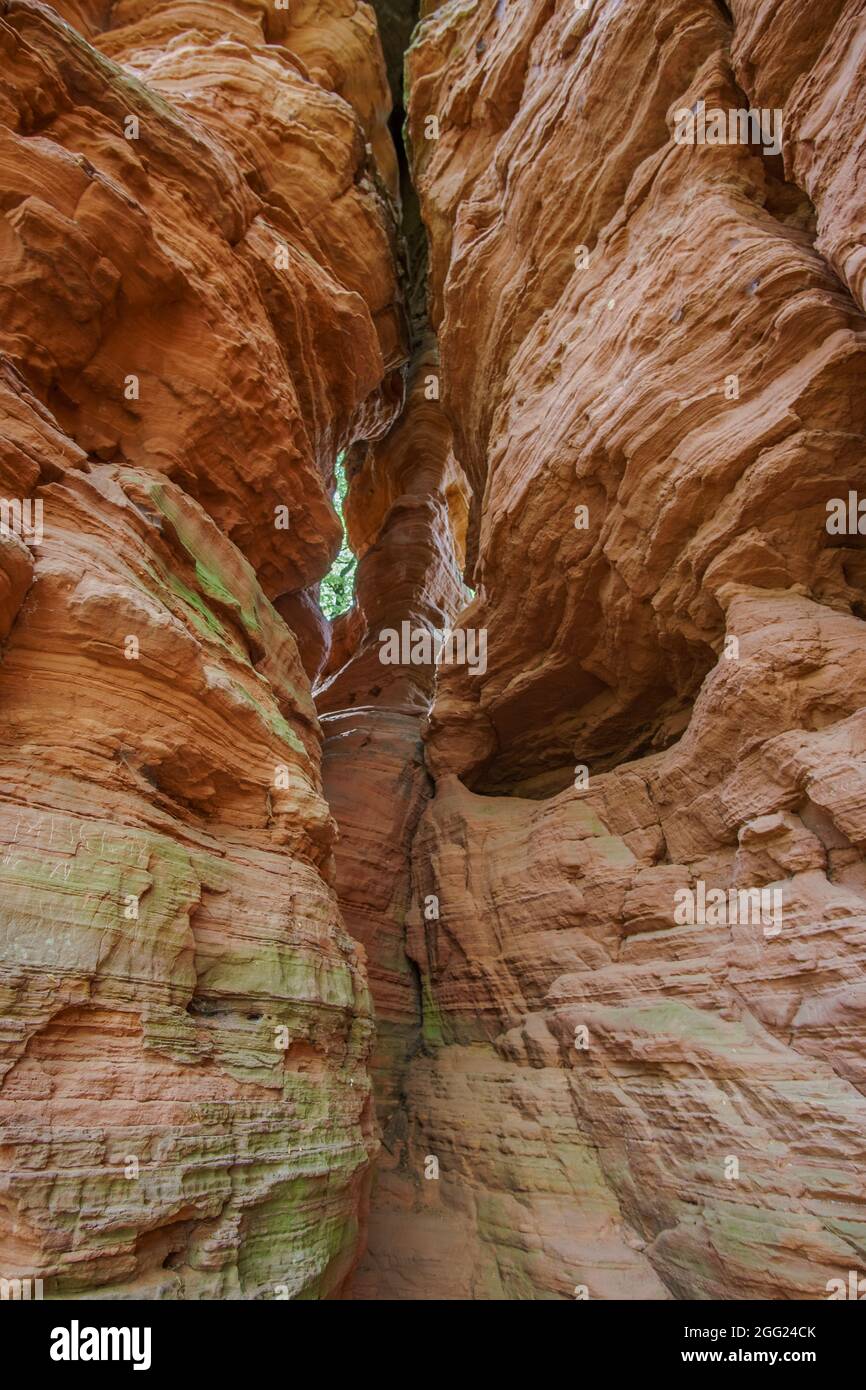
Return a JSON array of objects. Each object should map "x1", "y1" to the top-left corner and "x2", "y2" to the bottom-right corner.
[{"x1": 1, "y1": 0, "x2": 866, "y2": 1304}]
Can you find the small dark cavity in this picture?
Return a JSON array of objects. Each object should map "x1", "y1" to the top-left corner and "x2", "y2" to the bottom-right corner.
[{"x1": 186, "y1": 998, "x2": 219, "y2": 1017}]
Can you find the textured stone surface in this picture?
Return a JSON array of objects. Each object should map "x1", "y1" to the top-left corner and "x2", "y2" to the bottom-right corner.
[
  {"x1": 320, "y1": 338, "x2": 468, "y2": 1133},
  {"x1": 0, "y1": 0, "x2": 401, "y2": 1299},
  {"x1": 349, "y1": 0, "x2": 866, "y2": 1300},
  {"x1": 0, "y1": 453, "x2": 378, "y2": 1298},
  {"x1": 1, "y1": 0, "x2": 405, "y2": 599},
  {"x1": 393, "y1": 587, "x2": 866, "y2": 1298},
  {"x1": 409, "y1": 0, "x2": 866, "y2": 797},
  {"x1": 4, "y1": 0, "x2": 866, "y2": 1305}
]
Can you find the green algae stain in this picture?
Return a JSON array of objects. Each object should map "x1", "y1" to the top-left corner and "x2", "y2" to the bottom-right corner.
[
  {"x1": 227, "y1": 681, "x2": 305, "y2": 755},
  {"x1": 139, "y1": 558, "x2": 228, "y2": 643},
  {"x1": 420, "y1": 975, "x2": 446, "y2": 1048},
  {"x1": 144, "y1": 481, "x2": 261, "y2": 638}
]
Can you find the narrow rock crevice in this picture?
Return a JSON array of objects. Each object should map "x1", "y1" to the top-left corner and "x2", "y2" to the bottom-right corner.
[
  {"x1": 3, "y1": 0, "x2": 866, "y2": 1306},
  {"x1": 327, "y1": 0, "x2": 866, "y2": 1301}
]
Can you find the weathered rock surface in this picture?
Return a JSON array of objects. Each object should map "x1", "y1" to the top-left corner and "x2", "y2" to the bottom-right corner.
[
  {"x1": 392, "y1": 587, "x2": 866, "y2": 1297},
  {"x1": 0, "y1": 0, "x2": 403, "y2": 1298},
  {"x1": 0, "y1": 446, "x2": 378, "y2": 1298},
  {"x1": 1, "y1": 0, "x2": 405, "y2": 598},
  {"x1": 4, "y1": 0, "x2": 866, "y2": 1305},
  {"x1": 320, "y1": 337, "x2": 468, "y2": 1135},
  {"x1": 350, "y1": 0, "x2": 866, "y2": 1299},
  {"x1": 411, "y1": 0, "x2": 866, "y2": 797}
]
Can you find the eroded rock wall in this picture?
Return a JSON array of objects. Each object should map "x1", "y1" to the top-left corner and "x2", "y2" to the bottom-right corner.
[
  {"x1": 318, "y1": 336, "x2": 469, "y2": 1287},
  {"x1": 354, "y1": 0, "x2": 866, "y2": 1299},
  {"x1": 0, "y1": 0, "x2": 405, "y2": 1298},
  {"x1": 4, "y1": 0, "x2": 866, "y2": 1306}
]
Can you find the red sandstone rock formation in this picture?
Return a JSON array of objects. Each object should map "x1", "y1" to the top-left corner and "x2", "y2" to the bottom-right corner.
[
  {"x1": 2, "y1": 0, "x2": 866, "y2": 1305},
  {"x1": 0, "y1": 0, "x2": 404, "y2": 1298},
  {"x1": 349, "y1": 0, "x2": 866, "y2": 1300},
  {"x1": 319, "y1": 336, "x2": 468, "y2": 1141}
]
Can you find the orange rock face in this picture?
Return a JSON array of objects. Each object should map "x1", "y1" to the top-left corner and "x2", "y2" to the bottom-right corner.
[
  {"x1": 411, "y1": 0, "x2": 866, "y2": 797},
  {"x1": 319, "y1": 336, "x2": 468, "y2": 1169},
  {"x1": 0, "y1": 0, "x2": 404, "y2": 1298},
  {"x1": 346, "y1": 0, "x2": 866, "y2": 1299},
  {"x1": 3, "y1": 0, "x2": 866, "y2": 1305}
]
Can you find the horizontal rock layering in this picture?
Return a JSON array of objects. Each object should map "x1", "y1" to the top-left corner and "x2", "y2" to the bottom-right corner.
[
  {"x1": 349, "y1": 0, "x2": 866, "y2": 1299},
  {"x1": 0, "y1": 0, "x2": 407, "y2": 1297},
  {"x1": 3, "y1": 0, "x2": 866, "y2": 1303}
]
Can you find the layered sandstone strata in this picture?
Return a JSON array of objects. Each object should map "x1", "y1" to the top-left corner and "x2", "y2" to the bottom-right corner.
[
  {"x1": 0, "y1": 0, "x2": 404, "y2": 1297},
  {"x1": 3, "y1": 0, "x2": 866, "y2": 1305},
  {"x1": 350, "y1": 0, "x2": 866, "y2": 1299}
]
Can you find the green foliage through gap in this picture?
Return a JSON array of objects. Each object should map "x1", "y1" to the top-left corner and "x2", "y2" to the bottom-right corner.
[{"x1": 319, "y1": 454, "x2": 357, "y2": 620}]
